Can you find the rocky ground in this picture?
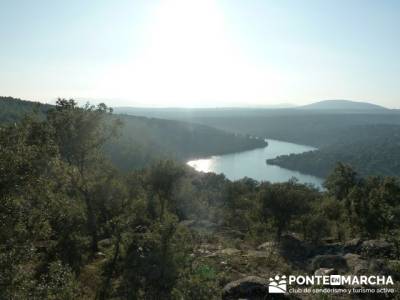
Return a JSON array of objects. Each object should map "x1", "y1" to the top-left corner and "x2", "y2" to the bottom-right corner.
[{"x1": 182, "y1": 220, "x2": 400, "y2": 299}]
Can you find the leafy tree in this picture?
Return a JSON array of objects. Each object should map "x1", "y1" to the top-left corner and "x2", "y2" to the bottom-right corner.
[
  {"x1": 120, "y1": 216, "x2": 191, "y2": 299},
  {"x1": 321, "y1": 197, "x2": 346, "y2": 240},
  {"x1": 346, "y1": 177, "x2": 400, "y2": 238},
  {"x1": 300, "y1": 212, "x2": 329, "y2": 244},
  {"x1": 34, "y1": 261, "x2": 80, "y2": 300},
  {"x1": 146, "y1": 160, "x2": 185, "y2": 221},
  {"x1": 0, "y1": 116, "x2": 85, "y2": 297},
  {"x1": 260, "y1": 179, "x2": 315, "y2": 240},
  {"x1": 324, "y1": 162, "x2": 358, "y2": 200},
  {"x1": 47, "y1": 99, "x2": 121, "y2": 254}
]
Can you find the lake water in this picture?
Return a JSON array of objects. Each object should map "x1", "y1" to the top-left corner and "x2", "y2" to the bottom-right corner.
[{"x1": 187, "y1": 139, "x2": 324, "y2": 189}]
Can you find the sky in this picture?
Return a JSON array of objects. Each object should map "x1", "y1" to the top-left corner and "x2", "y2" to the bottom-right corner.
[{"x1": 0, "y1": 0, "x2": 399, "y2": 108}]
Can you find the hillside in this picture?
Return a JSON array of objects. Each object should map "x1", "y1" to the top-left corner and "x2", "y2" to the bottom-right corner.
[
  {"x1": 113, "y1": 105, "x2": 400, "y2": 148},
  {"x1": 0, "y1": 96, "x2": 51, "y2": 122},
  {"x1": 114, "y1": 104, "x2": 400, "y2": 178},
  {"x1": 0, "y1": 97, "x2": 266, "y2": 171},
  {"x1": 299, "y1": 99, "x2": 388, "y2": 111},
  {"x1": 107, "y1": 114, "x2": 266, "y2": 170},
  {"x1": 267, "y1": 124, "x2": 400, "y2": 177}
]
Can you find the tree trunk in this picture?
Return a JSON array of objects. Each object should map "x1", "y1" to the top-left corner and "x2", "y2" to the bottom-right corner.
[
  {"x1": 83, "y1": 191, "x2": 98, "y2": 254},
  {"x1": 98, "y1": 234, "x2": 121, "y2": 300}
]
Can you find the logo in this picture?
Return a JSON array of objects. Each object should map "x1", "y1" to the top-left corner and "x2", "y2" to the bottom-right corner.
[
  {"x1": 268, "y1": 275, "x2": 287, "y2": 293},
  {"x1": 266, "y1": 274, "x2": 394, "y2": 295}
]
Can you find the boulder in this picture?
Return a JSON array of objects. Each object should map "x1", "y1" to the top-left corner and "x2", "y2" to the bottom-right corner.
[
  {"x1": 278, "y1": 234, "x2": 311, "y2": 263},
  {"x1": 314, "y1": 268, "x2": 336, "y2": 276},
  {"x1": 222, "y1": 276, "x2": 268, "y2": 300},
  {"x1": 343, "y1": 238, "x2": 363, "y2": 254},
  {"x1": 311, "y1": 255, "x2": 348, "y2": 272},
  {"x1": 361, "y1": 240, "x2": 393, "y2": 258},
  {"x1": 218, "y1": 248, "x2": 241, "y2": 256},
  {"x1": 245, "y1": 250, "x2": 269, "y2": 258},
  {"x1": 94, "y1": 251, "x2": 106, "y2": 259},
  {"x1": 222, "y1": 276, "x2": 291, "y2": 300},
  {"x1": 368, "y1": 259, "x2": 392, "y2": 276},
  {"x1": 343, "y1": 253, "x2": 368, "y2": 275},
  {"x1": 258, "y1": 241, "x2": 275, "y2": 251},
  {"x1": 386, "y1": 260, "x2": 400, "y2": 280},
  {"x1": 311, "y1": 243, "x2": 343, "y2": 256}
]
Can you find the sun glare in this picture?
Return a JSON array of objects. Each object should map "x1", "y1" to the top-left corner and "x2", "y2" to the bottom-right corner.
[{"x1": 100, "y1": 0, "x2": 279, "y2": 107}]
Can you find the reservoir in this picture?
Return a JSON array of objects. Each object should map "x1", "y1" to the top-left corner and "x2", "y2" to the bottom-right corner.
[{"x1": 187, "y1": 139, "x2": 324, "y2": 189}]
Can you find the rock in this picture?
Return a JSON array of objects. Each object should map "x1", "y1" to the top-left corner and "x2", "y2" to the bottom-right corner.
[
  {"x1": 386, "y1": 260, "x2": 400, "y2": 280},
  {"x1": 368, "y1": 259, "x2": 392, "y2": 276},
  {"x1": 94, "y1": 251, "x2": 106, "y2": 259},
  {"x1": 311, "y1": 243, "x2": 343, "y2": 256},
  {"x1": 257, "y1": 241, "x2": 275, "y2": 251},
  {"x1": 278, "y1": 234, "x2": 311, "y2": 263},
  {"x1": 314, "y1": 268, "x2": 336, "y2": 276},
  {"x1": 343, "y1": 238, "x2": 363, "y2": 254},
  {"x1": 343, "y1": 253, "x2": 368, "y2": 275},
  {"x1": 245, "y1": 250, "x2": 269, "y2": 258},
  {"x1": 98, "y1": 238, "x2": 113, "y2": 249},
  {"x1": 222, "y1": 276, "x2": 290, "y2": 300},
  {"x1": 311, "y1": 255, "x2": 348, "y2": 272},
  {"x1": 218, "y1": 248, "x2": 241, "y2": 256},
  {"x1": 361, "y1": 239, "x2": 393, "y2": 258}
]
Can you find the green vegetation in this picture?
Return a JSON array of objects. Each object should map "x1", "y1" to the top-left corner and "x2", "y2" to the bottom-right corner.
[
  {"x1": 1, "y1": 99, "x2": 400, "y2": 298},
  {"x1": 116, "y1": 107, "x2": 400, "y2": 177},
  {"x1": 0, "y1": 96, "x2": 51, "y2": 122},
  {"x1": 268, "y1": 124, "x2": 400, "y2": 177},
  {"x1": 114, "y1": 106, "x2": 400, "y2": 148},
  {"x1": 107, "y1": 114, "x2": 266, "y2": 171},
  {"x1": 0, "y1": 97, "x2": 266, "y2": 171}
]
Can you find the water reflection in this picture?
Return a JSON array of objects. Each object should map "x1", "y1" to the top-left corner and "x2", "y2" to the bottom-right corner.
[{"x1": 187, "y1": 139, "x2": 324, "y2": 189}]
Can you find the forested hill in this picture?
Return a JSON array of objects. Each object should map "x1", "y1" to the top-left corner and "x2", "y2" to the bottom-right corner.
[
  {"x1": 109, "y1": 114, "x2": 266, "y2": 170},
  {"x1": 0, "y1": 97, "x2": 266, "y2": 170},
  {"x1": 114, "y1": 105, "x2": 400, "y2": 178},
  {"x1": 0, "y1": 96, "x2": 52, "y2": 122},
  {"x1": 113, "y1": 106, "x2": 400, "y2": 148},
  {"x1": 268, "y1": 124, "x2": 400, "y2": 177}
]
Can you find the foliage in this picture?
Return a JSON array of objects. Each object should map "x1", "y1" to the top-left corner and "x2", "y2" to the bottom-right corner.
[
  {"x1": 268, "y1": 124, "x2": 400, "y2": 178},
  {"x1": 260, "y1": 179, "x2": 318, "y2": 240},
  {"x1": 1, "y1": 97, "x2": 400, "y2": 299}
]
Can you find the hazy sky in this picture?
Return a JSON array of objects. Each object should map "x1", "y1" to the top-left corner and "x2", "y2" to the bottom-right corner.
[{"x1": 1, "y1": 0, "x2": 399, "y2": 107}]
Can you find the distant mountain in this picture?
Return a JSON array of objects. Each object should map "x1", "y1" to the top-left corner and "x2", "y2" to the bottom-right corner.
[{"x1": 299, "y1": 100, "x2": 388, "y2": 111}]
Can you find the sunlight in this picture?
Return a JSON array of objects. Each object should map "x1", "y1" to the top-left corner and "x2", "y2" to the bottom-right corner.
[
  {"x1": 100, "y1": 0, "x2": 279, "y2": 106},
  {"x1": 187, "y1": 158, "x2": 214, "y2": 173}
]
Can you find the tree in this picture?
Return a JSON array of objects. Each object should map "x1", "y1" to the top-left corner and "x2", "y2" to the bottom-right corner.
[
  {"x1": 321, "y1": 197, "x2": 346, "y2": 240},
  {"x1": 120, "y1": 216, "x2": 190, "y2": 299},
  {"x1": 324, "y1": 162, "x2": 358, "y2": 201},
  {"x1": 347, "y1": 177, "x2": 400, "y2": 238},
  {"x1": 260, "y1": 179, "x2": 315, "y2": 240},
  {"x1": 47, "y1": 99, "x2": 121, "y2": 254},
  {"x1": 0, "y1": 116, "x2": 85, "y2": 297},
  {"x1": 146, "y1": 160, "x2": 184, "y2": 221}
]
